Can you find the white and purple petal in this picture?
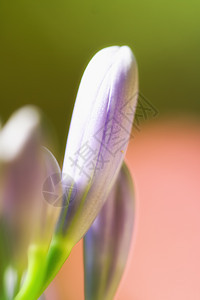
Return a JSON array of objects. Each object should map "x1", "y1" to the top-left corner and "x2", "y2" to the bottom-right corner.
[{"x1": 60, "y1": 46, "x2": 138, "y2": 243}]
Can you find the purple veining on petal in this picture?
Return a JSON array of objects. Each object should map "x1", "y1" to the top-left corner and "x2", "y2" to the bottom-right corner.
[
  {"x1": 62, "y1": 46, "x2": 121, "y2": 183},
  {"x1": 59, "y1": 46, "x2": 138, "y2": 244}
]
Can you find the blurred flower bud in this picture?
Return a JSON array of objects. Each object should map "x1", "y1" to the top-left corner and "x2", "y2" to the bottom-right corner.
[
  {"x1": 0, "y1": 107, "x2": 61, "y2": 298},
  {"x1": 84, "y1": 163, "x2": 135, "y2": 300},
  {"x1": 0, "y1": 106, "x2": 41, "y2": 271}
]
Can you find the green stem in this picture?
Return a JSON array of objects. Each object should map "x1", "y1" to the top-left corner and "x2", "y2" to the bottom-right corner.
[
  {"x1": 14, "y1": 237, "x2": 72, "y2": 300},
  {"x1": 37, "y1": 236, "x2": 72, "y2": 298},
  {"x1": 14, "y1": 245, "x2": 47, "y2": 300}
]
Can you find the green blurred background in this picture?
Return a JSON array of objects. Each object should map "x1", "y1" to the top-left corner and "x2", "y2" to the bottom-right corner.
[{"x1": 0, "y1": 0, "x2": 199, "y2": 155}]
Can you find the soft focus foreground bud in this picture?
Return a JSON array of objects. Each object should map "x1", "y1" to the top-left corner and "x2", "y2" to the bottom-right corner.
[
  {"x1": 60, "y1": 45, "x2": 138, "y2": 244},
  {"x1": 0, "y1": 107, "x2": 61, "y2": 299},
  {"x1": 0, "y1": 107, "x2": 41, "y2": 279},
  {"x1": 84, "y1": 163, "x2": 135, "y2": 300},
  {"x1": 15, "y1": 146, "x2": 62, "y2": 300}
]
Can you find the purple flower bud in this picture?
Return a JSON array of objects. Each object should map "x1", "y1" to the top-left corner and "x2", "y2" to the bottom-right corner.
[
  {"x1": 84, "y1": 163, "x2": 135, "y2": 300},
  {"x1": 60, "y1": 46, "x2": 138, "y2": 244},
  {"x1": 0, "y1": 107, "x2": 61, "y2": 270}
]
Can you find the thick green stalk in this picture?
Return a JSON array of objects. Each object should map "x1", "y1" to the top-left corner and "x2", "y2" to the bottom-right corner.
[
  {"x1": 14, "y1": 245, "x2": 47, "y2": 300},
  {"x1": 14, "y1": 237, "x2": 72, "y2": 300},
  {"x1": 37, "y1": 236, "x2": 73, "y2": 298}
]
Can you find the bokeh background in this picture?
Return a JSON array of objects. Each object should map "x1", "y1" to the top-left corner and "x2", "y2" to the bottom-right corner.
[
  {"x1": 1, "y1": 0, "x2": 200, "y2": 145},
  {"x1": 0, "y1": 0, "x2": 200, "y2": 299}
]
